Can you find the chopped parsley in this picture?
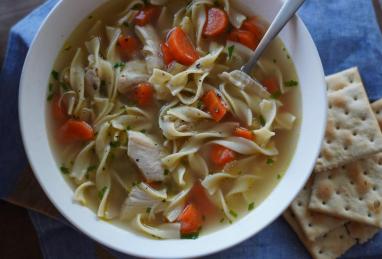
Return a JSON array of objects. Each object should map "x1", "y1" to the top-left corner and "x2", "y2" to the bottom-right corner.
[
  {"x1": 87, "y1": 165, "x2": 97, "y2": 173},
  {"x1": 110, "y1": 141, "x2": 120, "y2": 148},
  {"x1": 126, "y1": 126, "x2": 131, "y2": 131},
  {"x1": 229, "y1": 209, "x2": 238, "y2": 218},
  {"x1": 285, "y1": 80, "x2": 299, "y2": 87},
  {"x1": 259, "y1": 116, "x2": 266, "y2": 126},
  {"x1": 266, "y1": 158, "x2": 274, "y2": 165},
  {"x1": 164, "y1": 169, "x2": 170, "y2": 176},
  {"x1": 113, "y1": 62, "x2": 125, "y2": 69},
  {"x1": 60, "y1": 82, "x2": 70, "y2": 91},
  {"x1": 88, "y1": 15, "x2": 93, "y2": 19},
  {"x1": 100, "y1": 80, "x2": 106, "y2": 87},
  {"x1": 219, "y1": 218, "x2": 225, "y2": 223},
  {"x1": 60, "y1": 166, "x2": 70, "y2": 175},
  {"x1": 140, "y1": 129, "x2": 146, "y2": 134},
  {"x1": 131, "y1": 3, "x2": 142, "y2": 10},
  {"x1": 51, "y1": 70, "x2": 59, "y2": 80},
  {"x1": 248, "y1": 202, "x2": 255, "y2": 211},
  {"x1": 98, "y1": 187, "x2": 107, "y2": 199},
  {"x1": 271, "y1": 91, "x2": 282, "y2": 99},
  {"x1": 196, "y1": 100, "x2": 203, "y2": 109},
  {"x1": 277, "y1": 174, "x2": 283, "y2": 180},
  {"x1": 181, "y1": 232, "x2": 199, "y2": 239},
  {"x1": 227, "y1": 45, "x2": 235, "y2": 60},
  {"x1": 146, "y1": 207, "x2": 151, "y2": 213},
  {"x1": 64, "y1": 45, "x2": 72, "y2": 51},
  {"x1": 123, "y1": 21, "x2": 130, "y2": 28},
  {"x1": 47, "y1": 92, "x2": 54, "y2": 101}
]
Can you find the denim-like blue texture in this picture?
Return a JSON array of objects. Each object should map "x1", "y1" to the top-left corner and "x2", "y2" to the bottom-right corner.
[{"x1": 1, "y1": 0, "x2": 382, "y2": 258}]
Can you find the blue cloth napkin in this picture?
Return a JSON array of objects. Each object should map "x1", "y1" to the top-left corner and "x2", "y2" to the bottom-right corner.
[{"x1": 1, "y1": 0, "x2": 382, "y2": 258}]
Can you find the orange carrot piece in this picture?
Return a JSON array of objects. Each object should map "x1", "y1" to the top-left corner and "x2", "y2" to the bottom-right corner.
[
  {"x1": 227, "y1": 29, "x2": 258, "y2": 50},
  {"x1": 188, "y1": 181, "x2": 216, "y2": 215},
  {"x1": 167, "y1": 27, "x2": 199, "y2": 66},
  {"x1": 52, "y1": 95, "x2": 67, "y2": 123},
  {"x1": 203, "y1": 7, "x2": 229, "y2": 37},
  {"x1": 134, "y1": 83, "x2": 154, "y2": 106},
  {"x1": 161, "y1": 43, "x2": 174, "y2": 65},
  {"x1": 177, "y1": 204, "x2": 203, "y2": 234},
  {"x1": 261, "y1": 77, "x2": 279, "y2": 95},
  {"x1": 134, "y1": 4, "x2": 161, "y2": 26},
  {"x1": 241, "y1": 17, "x2": 264, "y2": 42},
  {"x1": 211, "y1": 144, "x2": 236, "y2": 167},
  {"x1": 202, "y1": 90, "x2": 227, "y2": 122},
  {"x1": 233, "y1": 127, "x2": 254, "y2": 140},
  {"x1": 118, "y1": 35, "x2": 140, "y2": 60},
  {"x1": 59, "y1": 120, "x2": 94, "y2": 143}
]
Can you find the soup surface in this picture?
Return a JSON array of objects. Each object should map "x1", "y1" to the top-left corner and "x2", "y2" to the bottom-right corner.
[{"x1": 47, "y1": 0, "x2": 301, "y2": 239}]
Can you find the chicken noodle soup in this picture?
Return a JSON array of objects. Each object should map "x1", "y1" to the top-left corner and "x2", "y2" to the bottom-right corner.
[{"x1": 47, "y1": 0, "x2": 301, "y2": 239}]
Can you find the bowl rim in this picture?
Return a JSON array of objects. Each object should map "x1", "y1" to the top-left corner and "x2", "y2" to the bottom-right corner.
[{"x1": 18, "y1": 0, "x2": 327, "y2": 258}]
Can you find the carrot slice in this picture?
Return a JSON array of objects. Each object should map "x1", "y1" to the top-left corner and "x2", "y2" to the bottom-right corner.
[
  {"x1": 203, "y1": 7, "x2": 229, "y2": 37},
  {"x1": 202, "y1": 90, "x2": 227, "y2": 122},
  {"x1": 167, "y1": 27, "x2": 199, "y2": 66},
  {"x1": 227, "y1": 29, "x2": 258, "y2": 50},
  {"x1": 134, "y1": 4, "x2": 161, "y2": 26},
  {"x1": 52, "y1": 95, "x2": 67, "y2": 123},
  {"x1": 261, "y1": 77, "x2": 279, "y2": 95},
  {"x1": 59, "y1": 120, "x2": 94, "y2": 143},
  {"x1": 233, "y1": 127, "x2": 254, "y2": 140},
  {"x1": 211, "y1": 144, "x2": 236, "y2": 167},
  {"x1": 161, "y1": 43, "x2": 174, "y2": 65},
  {"x1": 188, "y1": 181, "x2": 216, "y2": 215},
  {"x1": 177, "y1": 203, "x2": 203, "y2": 234},
  {"x1": 241, "y1": 17, "x2": 264, "y2": 42},
  {"x1": 118, "y1": 35, "x2": 140, "y2": 60},
  {"x1": 134, "y1": 83, "x2": 154, "y2": 106}
]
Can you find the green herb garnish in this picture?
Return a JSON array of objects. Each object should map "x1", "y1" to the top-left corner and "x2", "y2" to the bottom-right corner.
[
  {"x1": 98, "y1": 187, "x2": 107, "y2": 199},
  {"x1": 64, "y1": 46, "x2": 72, "y2": 51},
  {"x1": 227, "y1": 45, "x2": 235, "y2": 60},
  {"x1": 248, "y1": 202, "x2": 255, "y2": 211},
  {"x1": 47, "y1": 93, "x2": 54, "y2": 101},
  {"x1": 164, "y1": 169, "x2": 169, "y2": 176},
  {"x1": 131, "y1": 3, "x2": 142, "y2": 10},
  {"x1": 181, "y1": 232, "x2": 199, "y2": 239},
  {"x1": 60, "y1": 166, "x2": 70, "y2": 174},
  {"x1": 60, "y1": 82, "x2": 70, "y2": 91},
  {"x1": 271, "y1": 91, "x2": 282, "y2": 99},
  {"x1": 285, "y1": 80, "x2": 299, "y2": 87},
  {"x1": 146, "y1": 207, "x2": 151, "y2": 213},
  {"x1": 87, "y1": 165, "x2": 97, "y2": 172},
  {"x1": 277, "y1": 174, "x2": 283, "y2": 180},
  {"x1": 140, "y1": 129, "x2": 146, "y2": 134},
  {"x1": 51, "y1": 70, "x2": 59, "y2": 80},
  {"x1": 229, "y1": 209, "x2": 238, "y2": 218},
  {"x1": 123, "y1": 21, "x2": 130, "y2": 27},
  {"x1": 113, "y1": 62, "x2": 125, "y2": 69},
  {"x1": 266, "y1": 158, "x2": 274, "y2": 165},
  {"x1": 259, "y1": 116, "x2": 266, "y2": 126},
  {"x1": 219, "y1": 218, "x2": 225, "y2": 223},
  {"x1": 110, "y1": 141, "x2": 120, "y2": 148}
]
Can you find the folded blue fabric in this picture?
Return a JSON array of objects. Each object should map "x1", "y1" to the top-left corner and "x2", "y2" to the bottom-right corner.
[{"x1": 1, "y1": 0, "x2": 382, "y2": 258}]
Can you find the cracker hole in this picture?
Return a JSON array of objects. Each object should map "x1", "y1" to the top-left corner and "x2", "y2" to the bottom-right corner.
[
  {"x1": 336, "y1": 125, "x2": 341, "y2": 130},
  {"x1": 373, "y1": 186, "x2": 378, "y2": 191},
  {"x1": 377, "y1": 110, "x2": 380, "y2": 115},
  {"x1": 329, "y1": 104, "x2": 332, "y2": 109},
  {"x1": 345, "y1": 206, "x2": 350, "y2": 211},
  {"x1": 363, "y1": 171, "x2": 368, "y2": 176},
  {"x1": 368, "y1": 212, "x2": 372, "y2": 218},
  {"x1": 323, "y1": 234, "x2": 327, "y2": 238},
  {"x1": 336, "y1": 190, "x2": 340, "y2": 195},
  {"x1": 339, "y1": 235, "x2": 344, "y2": 239},
  {"x1": 344, "y1": 146, "x2": 348, "y2": 151},
  {"x1": 328, "y1": 175, "x2": 332, "y2": 180},
  {"x1": 344, "y1": 110, "x2": 350, "y2": 115},
  {"x1": 326, "y1": 139, "x2": 332, "y2": 144},
  {"x1": 352, "y1": 131, "x2": 357, "y2": 136},
  {"x1": 318, "y1": 250, "x2": 323, "y2": 254},
  {"x1": 297, "y1": 202, "x2": 302, "y2": 207},
  {"x1": 361, "y1": 116, "x2": 367, "y2": 121},
  {"x1": 350, "y1": 181, "x2": 354, "y2": 185},
  {"x1": 308, "y1": 223, "x2": 313, "y2": 227},
  {"x1": 342, "y1": 165, "x2": 346, "y2": 170},
  {"x1": 370, "y1": 136, "x2": 375, "y2": 142},
  {"x1": 322, "y1": 201, "x2": 326, "y2": 205},
  {"x1": 359, "y1": 197, "x2": 363, "y2": 201},
  {"x1": 353, "y1": 96, "x2": 358, "y2": 101}
]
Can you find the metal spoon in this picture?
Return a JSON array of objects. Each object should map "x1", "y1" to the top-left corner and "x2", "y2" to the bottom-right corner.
[{"x1": 241, "y1": 0, "x2": 306, "y2": 74}]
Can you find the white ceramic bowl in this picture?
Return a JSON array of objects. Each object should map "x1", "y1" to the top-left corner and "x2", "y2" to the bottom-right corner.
[{"x1": 19, "y1": 0, "x2": 327, "y2": 257}]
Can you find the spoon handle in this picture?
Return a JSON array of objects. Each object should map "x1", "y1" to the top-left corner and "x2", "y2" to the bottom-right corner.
[{"x1": 241, "y1": 0, "x2": 306, "y2": 74}]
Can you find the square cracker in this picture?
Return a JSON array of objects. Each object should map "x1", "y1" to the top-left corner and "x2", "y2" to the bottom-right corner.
[
  {"x1": 371, "y1": 99, "x2": 382, "y2": 129},
  {"x1": 290, "y1": 177, "x2": 348, "y2": 241},
  {"x1": 283, "y1": 209, "x2": 356, "y2": 259},
  {"x1": 346, "y1": 221, "x2": 380, "y2": 244},
  {"x1": 310, "y1": 153, "x2": 382, "y2": 227},
  {"x1": 315, "y1": 67, "x2": 382, "y2": 172}
]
